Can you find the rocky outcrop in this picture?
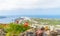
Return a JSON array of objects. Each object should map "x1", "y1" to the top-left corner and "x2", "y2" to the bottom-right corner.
[{"x1": 0, "y1": 29, "x2": 7, "y2": 36}]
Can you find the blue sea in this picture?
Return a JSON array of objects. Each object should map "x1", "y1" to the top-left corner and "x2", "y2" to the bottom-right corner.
[{"x1": 0, "y1": 15, "x2": 60, "y2": 23}]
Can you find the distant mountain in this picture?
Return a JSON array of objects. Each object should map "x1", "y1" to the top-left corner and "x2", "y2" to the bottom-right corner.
[{"x1": 0, "y1": 16, "x2": 6, "y2": 19}]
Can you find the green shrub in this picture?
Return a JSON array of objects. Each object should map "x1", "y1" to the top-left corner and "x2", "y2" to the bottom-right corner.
[{"x1": 6, "y1": 23, "x2": 30, "y2": 34}]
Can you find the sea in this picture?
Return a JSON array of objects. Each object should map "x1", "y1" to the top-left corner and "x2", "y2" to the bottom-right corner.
[{"x1": 0, "y1": 15, "x2": 60, "y2": 23}]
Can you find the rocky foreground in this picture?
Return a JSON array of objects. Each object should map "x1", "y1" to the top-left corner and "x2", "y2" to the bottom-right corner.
[{"x1": 0, "y1": 26, "x2": 60, "y2": 36}]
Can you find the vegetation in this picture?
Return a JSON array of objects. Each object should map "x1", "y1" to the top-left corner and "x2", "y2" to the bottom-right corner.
[
  {"x1": 0, "y1": 23, "x2": 30, "y2": 36},
  {"x1": 6, "y1": 23, "x2": 30, "y2": 34},
  {"x1": 32, "y1": 18, "x2": 60, "y2": 25}
]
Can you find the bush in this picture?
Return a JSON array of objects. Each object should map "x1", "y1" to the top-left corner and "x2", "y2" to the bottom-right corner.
[{"x1": 6, "y1": 23, "x2": 30, "y2": 34}]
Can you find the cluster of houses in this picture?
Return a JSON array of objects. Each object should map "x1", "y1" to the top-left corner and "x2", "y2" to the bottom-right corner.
[{"x1": 15, "y1": 17, "x2": 31, "y2": 24}]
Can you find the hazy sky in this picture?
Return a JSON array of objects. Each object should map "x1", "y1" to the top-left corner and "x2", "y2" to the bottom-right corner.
[{"x1": 0, "y1": 0, "x2": 60, "y2": 16}]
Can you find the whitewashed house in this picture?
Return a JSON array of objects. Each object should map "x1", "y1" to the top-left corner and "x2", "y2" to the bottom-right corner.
[{"x1": 15, "y1": 17, "x2": 31, "y2": 24}]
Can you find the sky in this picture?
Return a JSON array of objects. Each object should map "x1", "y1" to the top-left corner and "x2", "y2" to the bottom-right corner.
[{"x1": 0, "y1": 0, "x2": 60, "y2": 16}]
